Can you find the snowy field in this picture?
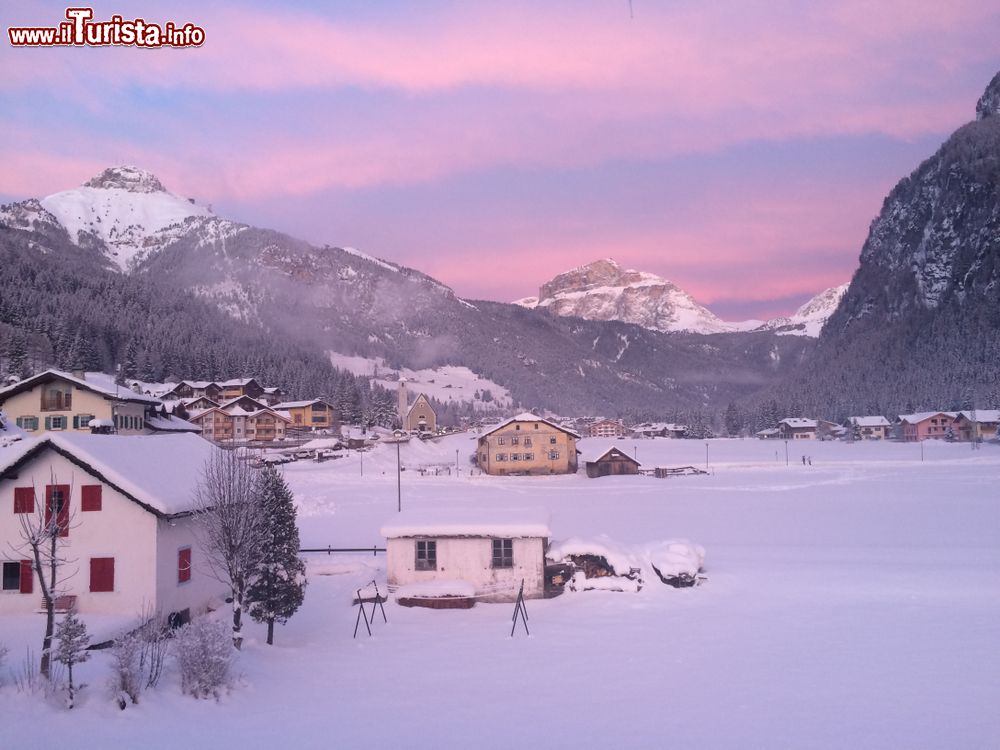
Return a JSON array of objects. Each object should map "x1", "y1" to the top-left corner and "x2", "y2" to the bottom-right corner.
[{"x1": 4, "y1": 436, "x2": 999, "y2": 749}]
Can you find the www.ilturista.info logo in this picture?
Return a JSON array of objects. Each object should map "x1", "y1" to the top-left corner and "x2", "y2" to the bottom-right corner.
[{"x1": 8, "y1": 7, "x2": 205, "y2": 48}]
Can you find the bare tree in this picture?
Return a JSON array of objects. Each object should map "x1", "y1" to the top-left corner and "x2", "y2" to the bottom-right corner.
[
  {"x1": 194, "y1": 449, "x2": 267, "y2": 649},
  {"x1": 10, "y1": 472, "x2": 77, "y2": 679}
]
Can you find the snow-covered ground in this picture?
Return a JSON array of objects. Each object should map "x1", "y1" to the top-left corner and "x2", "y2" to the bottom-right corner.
[{"x1": 4, "y1": 436, "x2": 999, "y2": 748}]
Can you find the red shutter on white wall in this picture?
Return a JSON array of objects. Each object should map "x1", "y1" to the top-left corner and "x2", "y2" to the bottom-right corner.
[
  {"x1": 178, "y1": 548, "x2": 192, "y2": 583},
  {"x1": 81, "y1": 485, "x2": 103, "y2": 511},
  {"x1": 13, "y1": 487, "x2": 34, "y2": 514},
  {"x1": 89, "y1": 557, "x2": 115, "y2": 592},
  {"x1": 19, "y1": 560, "x2": 33, "y2": 593}
]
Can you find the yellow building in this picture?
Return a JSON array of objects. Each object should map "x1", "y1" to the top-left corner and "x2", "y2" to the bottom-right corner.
[
  {"x1": 273, "y1": 399, "x2": 336, "y2": 430},
  {"x1": 0, "y1": 370, "x2": 160, "y2": 436},
  {"x1": 477, "y1": 413, "x2": 580, "y2": 475}
]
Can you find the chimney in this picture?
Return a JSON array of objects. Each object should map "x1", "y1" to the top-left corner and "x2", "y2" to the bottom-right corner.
[{"x1": 71, "y1": 368, "x2": 86, "y2": 381}]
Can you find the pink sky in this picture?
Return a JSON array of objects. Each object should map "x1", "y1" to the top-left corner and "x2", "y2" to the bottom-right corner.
[{"x1": 1, "y1": 1, "x2": 998, "y2": 316}]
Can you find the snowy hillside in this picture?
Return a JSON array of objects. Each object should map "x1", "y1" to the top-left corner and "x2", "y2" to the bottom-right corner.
[
  {"x1": 517, "y1": 259, "x2": 844, "y2": 337},
  {"x1": 329, "y1": 352, "x2": 513, "y2": 409},
  {"x1": 38, "y1": 166, "x2": 211, "y2": 271}
]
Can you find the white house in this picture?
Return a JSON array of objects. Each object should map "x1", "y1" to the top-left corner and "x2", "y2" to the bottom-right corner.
[
  {"x1": 849, "y1": 416, "x2": 891, "y2": 440},
  {"x1": 381, "y1": 509, "x2": 551, "y2": 603},
  {"x1": 0, "y1": 433, "x2": 227, "y2": 619}
]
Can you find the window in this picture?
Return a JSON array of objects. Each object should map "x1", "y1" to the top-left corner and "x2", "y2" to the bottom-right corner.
[
  {"x1": 14, "y1": 487, "x2": 34, "y2": 514},
  {"x1": 178, "y1": 547, "x2": 192, "y2": 584},
  {"x1": 15, "y1": 416, "x2": 38, "y2": 431},
  {"x1": 3, "y1": 560, "x2": 33, "y2": 593},
  {"x1": 511, "y1": 453, "x2": 520, "y2": 461},
  {"x1": 415, "y1": 540, "x2": 437, "y2": 571},
  {"x1": 81, "y1": 485, "x2": 102, "y2": 512},
  {"x1": 492, "y1": 539, "x2": 513, "y2": 568},
  {"x1": 549, "y1": 437, "x2": 557, "y2": 444},
  {"x1": 495, "y1": 453, "x2": 506, "y2": 461},
  {"x1": 45, "y1": 485, "x2": 69, "y2": 537},
  {"x1": 524, "y1": 437, "x2": 532, "y2": 447},
  {"x1": 515, "y1": 425, "x2": 521, "y2": 431},
  {"x1": 497, "y1": 437, "x2": 506, "y2": 445},
  {"x1": 2, "y1": 561, "x2": 21, "y2": 591},
  {"x1": 548, "y1": 450, "x2": 560, "y2": 460},
  {"x1": 511, "y1": 436, "x2": 520, "y2": 445},
  {"x1": 524, "y1": 453, "x2": 534, "y2": 461},
  {"x1": 89, "y1": 557, "x2": 115, "y2": 592},
  {"x1": 44, "y1": 415, "x2": 67, "y2": 430},
  {"x1": 41, "y1": 387, "x2": 71, "y2": 411},
  {"x1": 73, "y1": 414, "x2": 95, "y2": 430}
]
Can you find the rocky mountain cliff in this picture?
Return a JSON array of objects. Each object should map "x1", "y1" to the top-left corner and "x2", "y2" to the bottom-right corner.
[
  {"x1": 752, "y1": 72, "x2": 1000, "y2": 418},
  {"x1": 517, "y1": 258, "x2": 844, "y2": 337}
]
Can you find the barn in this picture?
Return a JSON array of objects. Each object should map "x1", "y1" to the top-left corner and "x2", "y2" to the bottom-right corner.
[{"x1": 584, "y1": 446, "x2": 641, "y2": 478}]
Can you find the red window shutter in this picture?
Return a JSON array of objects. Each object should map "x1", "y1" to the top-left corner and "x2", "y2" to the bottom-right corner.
[
  {"x1": 45, "y1": 485, "x2": 71, "y2": 537},
  {"x1": 90, "y1": 557, "x2": 114, "y2": 592},
  {"x1": 81, "y1": 485, "x2": 103, "y2": 512},
  {"x1": 178, "y1": 548, "x2": 192, "y2": 583},
  {"x1": 19, "y1": 560, "x2": 33, "y2": 594},
  {"x1": 13, "y1": 487, "x2": 34, "y2": 514}
]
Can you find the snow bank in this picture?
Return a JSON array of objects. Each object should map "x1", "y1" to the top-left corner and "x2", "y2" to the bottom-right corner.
[
  {"x1": 546, "y1": 535, "x2": 642, "y2": 576},
  {"x1": 395, "y1": 580, "x2": 476, "y2": 599},
  {"x1": 641, "y1": 540, "x2": 706, "y2": 580},
  {"x1": 569, "y1": 570, "x2": 641, "y2": 593}
]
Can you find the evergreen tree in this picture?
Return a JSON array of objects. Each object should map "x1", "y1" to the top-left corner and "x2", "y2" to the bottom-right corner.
[
  {"x1": 54, "y1": 611, "x2": 91, "y2": 709},
  {"x1": 247, "y1": 466, "x2": 307, "y2": 645}
]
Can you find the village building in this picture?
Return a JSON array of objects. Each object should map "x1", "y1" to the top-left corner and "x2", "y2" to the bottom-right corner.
[
  {"x1": 260, "y1": 387, "x2": 285, "y2": 407},
  {"x1": 477, "y1": 412, "x2": 580, "y2": 475},
  {"x1": 583, "y1": 446, "x2": 641, "y2": 478},
  {"x1": 161, "y1": 380, "x2": 223, "y2": 402},
  {"x1": 849, "y1": 416, "x2": 891, "y2": 440},
  {"x1": 0, "y1": 433, "x2": 227, "y2": 617},
  {"x1": 273, "y1": 399, "x2": 337, "y2": 431},
  {"x1": 0, "y1": 370, "x2": 175, "y2": 437},
  {"x1": 397, "y1": 380, "x2": 437, "y2": 434},
  {"x1": 952, "y1": 410, "x2": 1000, "y2": 442},
  {"x1": 187, "y1": 403, "x2": 291, "y2": 443},
  {"x1": 897, "y1": 412, "x2": 958, "y2": 441},
  {"x1": 777, "y1": 418, "x2": 818, "y2": 440},
  {"x1": 382, "y1": 508, "x2": 550, "y2": 603},
  {"x1": 631, "y1": 422, "x2": 687, "y2": 439},
  {"x1": 588, "y1": 419, "x2": 627, "y2": 438}
]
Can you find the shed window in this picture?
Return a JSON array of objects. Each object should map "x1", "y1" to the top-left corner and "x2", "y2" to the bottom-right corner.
[
  {"x1": 492, "y1": 539, "x2": 513, "y2": 568},
  {"x1": 415, "y1": 540, "x2": 437, "y2": 571},
  {"x1": 90, "y1": 557, "x2": 115, "y2": 592}
]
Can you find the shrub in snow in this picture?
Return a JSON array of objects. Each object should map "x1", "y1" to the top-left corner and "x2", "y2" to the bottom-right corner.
[
  {"x1": 54, "y1": 611, "x2": 90, "y2": 709},
  {"x1": 175, "y1": 618, "x2": 233, "y2": 700},
  {"x1": 107, "y1": 612, "x2": 171, "y2": 709}
]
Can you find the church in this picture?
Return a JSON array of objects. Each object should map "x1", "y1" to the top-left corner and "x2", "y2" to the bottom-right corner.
[{"x1": 398, "y1": 379, "x2": 437, "y2": 434}]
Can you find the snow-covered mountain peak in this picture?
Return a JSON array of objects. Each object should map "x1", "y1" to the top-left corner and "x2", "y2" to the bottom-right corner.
[
  {"x1": 519, "y1": 258, "x2": 735, "y2": 334},
  {"x1": 82, "y1": 165, "x2": 168, "y2": 193},
  {"x1": 517, "y1": 259, "x2": 847, "y2": 337},
  {"x1": 39, "y1": 166, "x2": 211, "y2": 271}
]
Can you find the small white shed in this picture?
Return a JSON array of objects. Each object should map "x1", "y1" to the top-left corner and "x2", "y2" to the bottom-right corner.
[{"x1": 381, "y1": 509, "x2": 551, "y2": 603}]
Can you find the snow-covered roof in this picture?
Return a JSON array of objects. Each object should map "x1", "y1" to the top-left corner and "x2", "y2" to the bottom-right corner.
[
  {"x1": 145, "y1": 415, "x2": 201, "y2": 433},
  {"x1": 273, "y1": 399, "x2": 332, "y2": 410},
  {"x1": 581, "y1": 445, "x2": 640, "y2": 465},
  {"x1": 954, "y1": 410, "x2": 1000, "y2": 423},
  {"x1": 849, "y1": 416, "x2": 891, "y2": 427},
  {"x1": 898, "y1": 411, "x2": 958, "y2": 424},
  {"x1": 0, "y1": 370, "x2": 161, "y2": 405},
  {"x1": 381, "y1": 508, "x2": 551, "y2": 539},
  {"x1": 0, "y1": 433, "x2": 218, "y2": 516},
  {"x1": 779, "y1": 418, "x2": 817, "y2": 429},
  {"x1": 481, "y1": 412, "x2": 581, "y2": 439}
]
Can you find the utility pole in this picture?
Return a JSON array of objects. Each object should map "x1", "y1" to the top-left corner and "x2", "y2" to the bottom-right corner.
[
  {"x1": 396, "y1": 439, "x2": 402, "y2": 512},
  {"x1": 705, "y1": 441, "x2": 709, "y2": 471},
  {"x1": 784, "y1": 439, "x2": 789, "y2": 466},
  {"x1": 360, "y1": 445, "x2": 363, "y2": 477},
  {"x1": 455, "y1": 448, "x2": 459, "y2": 477}
]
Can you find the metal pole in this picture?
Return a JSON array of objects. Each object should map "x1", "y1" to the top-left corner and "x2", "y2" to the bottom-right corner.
[
  {"x1": 633, "y1": 445, "x2": 637, "y2": 461},
  {"x1": 784, "y1": 440, "x2": 789, "y2": 466},
  {"x1": 360, "y1": 445, "x2": 363, "y2": 477},
  {"x1": 455, "y1": 449, "x2": 459, "y2": 476},
  {"x1": 705, "y1": 441, "x2": 709, "y2": 471},
  {"x1": 920, "y1": 439, "x2": 924, "y2": 462},
  {"x1": 396, "y1": 439, "x2": 402, "y2": 512}
]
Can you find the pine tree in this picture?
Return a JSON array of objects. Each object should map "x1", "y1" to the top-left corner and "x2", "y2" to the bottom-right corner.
[
  {"x1": 54, "y1": 611, "x2": 91, "y2": 709},
  {"x1": 247, "y1": 466, "x2": 307, "y2": 645}
]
